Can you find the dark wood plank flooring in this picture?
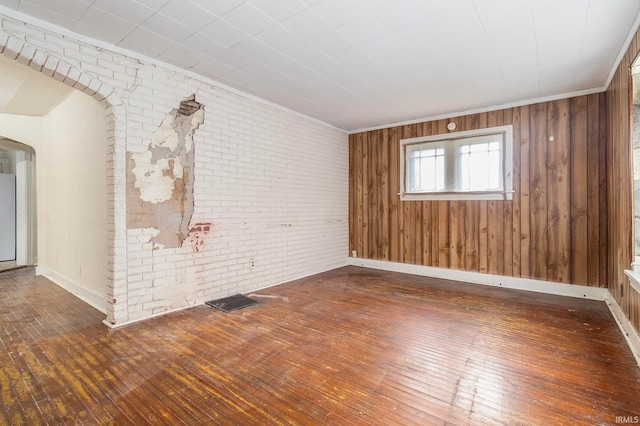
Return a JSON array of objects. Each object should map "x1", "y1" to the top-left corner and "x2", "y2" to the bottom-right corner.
[{"x1": 1, "y1": 266, "x2": 639, "y2": 425}]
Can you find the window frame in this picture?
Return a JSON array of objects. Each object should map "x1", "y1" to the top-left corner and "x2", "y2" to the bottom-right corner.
[{"x1": 399, "y1": 125, "x2": 514, "y2": 201}]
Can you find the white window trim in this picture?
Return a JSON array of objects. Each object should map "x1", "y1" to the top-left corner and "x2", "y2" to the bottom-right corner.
[{"x1": 399, "y1": 125, "x2": 514, "y2": 201}]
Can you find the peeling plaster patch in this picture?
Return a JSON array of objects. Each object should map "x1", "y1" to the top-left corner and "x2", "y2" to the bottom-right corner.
[
  {"x1": 127, "y1": 95, "x2": 204, "y2": 248},
  {"x1": 188, "y1": 222, "x2": 212, "y2": 252}
]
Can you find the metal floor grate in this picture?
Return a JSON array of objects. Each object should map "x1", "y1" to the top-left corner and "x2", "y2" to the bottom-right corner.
[{"x1": 205, "y1": 294, "x2": 260, "y2": 312}]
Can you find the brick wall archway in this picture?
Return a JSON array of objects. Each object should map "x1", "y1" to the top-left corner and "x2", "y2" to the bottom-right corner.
[{"x1": 0, "y1": 35, "x2": 127, "y2": 325}]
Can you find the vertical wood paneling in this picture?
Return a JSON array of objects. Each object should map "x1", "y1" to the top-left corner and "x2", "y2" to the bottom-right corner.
[
  {"x1": 570, "y1": 96, "x2": 589, "y2": 286},
  {"x1": 598, "y1": 93, "x2": 608, "y2": 287},
  {"x1": 546, "y1": 99, "x2": 571, "y2": 283},
  {"x1": 586, "y1": 95, "x2": 600, "y2": 286},
  {"x1": 379, "y1": 129, "x2": 390, "y2": 260},
  {"x1": 606, "y1": 25, "x2": 638, "y2": 335},
  {"x1": 520, "y1": 105, "x2": 531, "y2": 279},
  {"x1": 389, "y1": 128, "x2": 399, "y2": 262},
  {"x1": 354, "y1": 133, "x2": 363, "y2": 258},
  {"x1": 530, "y1": 103, "x2": 548, "y2": 281},
  {"x1": 503, "y1": 108, "x2": 514, "y2": 277},
  {"x1": 511, "y1": 107, "x2": 522, "y2": 276},
  {"x1": 361, "y1": 133, "x2": 369, "y2": 259},
  {"x1": 465, "y1": 114, "x2": 480, "y2": 272},
  {"x1": 368, "y1": 132, "x2": 377, "y2": 259},
  {"x1": 487, "y1": 111, "x2": 502, "y2": 275},
  {"x1": 422, "y1": 202, "x2": 432, "y2": 264},
  {"x1": 478, "y1": 113, "x2": 489, "y2": 274},
  {"x1": 349, "y1": 94, "x2": 608, "y2": 288}
]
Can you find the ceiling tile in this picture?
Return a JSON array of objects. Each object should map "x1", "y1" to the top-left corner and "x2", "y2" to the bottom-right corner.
[
  {"x1": 200, "y1": 19, "x2": 249, "y2": 48},
  {"x1": 281, "y1": 8, "x2": 333, "y2": 41},
  {"x1": 117, "y1": 26, "x2": 175, "y2": 58},
  {"x1": 283, "y1": 43, "x2": 345, "y2": 77},
  {"x1": 249, "y1": 0, "x2": 308, "y2": 23},
  {"x1": 186, "y1": 0, "x2": 244, "y2": 16},
  {"x1": 371, "y1": 0, "x2": 426, "y2": 32},
  {"x1": 215, "y1": 47, "x2": 255, "y2": 69},
  {"x1": 335, "y1": 14, "x2": 387, "y2": 45},
  {"x1": 156, "y1": 43, "x2": 209, "y2": 68},
  {"x1": 73, "y1": 22, "x2": 126, "y2": 45},
  {"x1": 307, "y1": 31, "x2": 351, "y2": 55},
  {"x1": 158, "y1": 0, "x2": 218, "y2": 30},
  {"x1": 190, "y1": 56, "x2": 238, "y2": 77},
  {"x1": 232, "y1": 38, "x2": 288, "y2": 68},
  {"x1": 311, "y1": 0, "x2": 367, "y2": 28},
  {"x1": 359, "y1": 0, "x2": 400, "y2": 13},
  {"x1": 219, "y1": 3, "x2": 277, "y2": 36},
  {"x1": 91, "y1": 0, "x2": 155, "y2": 25},
  {"x1": 22, "y1": 0, "x2": 91, "y2": 21},
  {"x1": 17, "y1": 2, "x2": 78, "y2": 29},
  {"x1": 74, "y1": 7, "x2": 137, "y2": 44},
  {"x1": 0, "y1": 0, "x2": 19, "y2": 8},
  {"x1": 141, "y1": 12, "x2": 195, "y2": 41},
  {"x1": 132, "y1": 0, "x2": 171, "y2": 9},
  {"x1": 181, "y1": 32, "x2": 227, "y2": 56},
  {"x1": 254, "y1": 26, "x2": 303, "y2": 52},
  {"x1": 330, "y1": 46, "x2": 378, "y2": 71}
]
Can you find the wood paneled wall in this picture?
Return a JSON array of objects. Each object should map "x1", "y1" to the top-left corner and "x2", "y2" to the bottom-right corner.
[
  {"x1": 607, "y1": 26, "x2": 640, "y2": 334},
  {"x1": 349, "y1": 95, "x2": 608, "y2": 287}
]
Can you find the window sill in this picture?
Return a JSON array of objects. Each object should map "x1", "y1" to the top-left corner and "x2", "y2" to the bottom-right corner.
[
  {"x1": 624, "y1": 269, "x2": 640, "y2": 296},
  {"x1": 399, "y1": 191, "x2": 514, "y2": 201}
]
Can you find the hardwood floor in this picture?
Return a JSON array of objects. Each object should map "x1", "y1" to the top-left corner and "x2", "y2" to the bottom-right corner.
[{"x1": 1, "y1": 266, "x2": 639, "y2": 425}]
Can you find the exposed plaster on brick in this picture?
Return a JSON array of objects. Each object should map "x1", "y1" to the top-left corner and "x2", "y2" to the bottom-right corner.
[{"x1": 127, "y1": 95, "x2": 204, "y2": 248}]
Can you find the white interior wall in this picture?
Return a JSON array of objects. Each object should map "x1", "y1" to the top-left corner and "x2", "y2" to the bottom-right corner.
[{"x1": 37, "y1": 90, "x2": 108, "y2": 306}]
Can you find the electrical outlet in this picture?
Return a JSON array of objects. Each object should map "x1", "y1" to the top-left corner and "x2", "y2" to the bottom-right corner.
[
  {"x1": 250, "y1": 258, "x2": 256, "y2": 269},
  {"x1": 351, "y1": 250, "x2": 357, "y2": 258}
]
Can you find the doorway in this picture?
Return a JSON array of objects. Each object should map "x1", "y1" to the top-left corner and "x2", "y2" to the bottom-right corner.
[{"x1": 0, "y1": 139, "x2": 36, "y2": 271}]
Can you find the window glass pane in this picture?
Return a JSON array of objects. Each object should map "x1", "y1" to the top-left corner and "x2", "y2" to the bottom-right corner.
[
  {"x1": 470, "y1": 150, "x2": 489, "y2": 190},
  {"x1": 489, "y1": 150, "x2": 500, "y2": 188},
  {"x1": 408, "y1": 147, "x2": 445, "y2": 191},
  {"x1": 460, "y1": 152, "x2": 469, "y2": 189},
  {"x1": 470, "y1": 143, "x2": 486, "y2": 153},
  {"x1": 401, "y1": 126, "x2": 511, "y2": 199},
  {"x1": 458, "y1": 142, "x2": 501, "y2": 191},
  {"x1": 435, "y1": 155, "x2": 445, "y2": 189}
]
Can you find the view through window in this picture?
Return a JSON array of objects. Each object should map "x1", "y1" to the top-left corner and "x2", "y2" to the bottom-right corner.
[{"x1": 400, "y1": 125, "x2": 513, "y2": 201}]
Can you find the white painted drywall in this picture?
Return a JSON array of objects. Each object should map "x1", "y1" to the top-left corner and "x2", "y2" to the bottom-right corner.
[
  {"x1": 0, "y1": 114, "x2": 42, "y2": 148},
  {"x1": 38, "y1": 90, "x2": 108, "y2": 302}
]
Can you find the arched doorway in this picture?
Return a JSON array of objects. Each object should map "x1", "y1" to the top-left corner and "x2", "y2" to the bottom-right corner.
[
  {"x1": 0, "y1": 138, "x2": 36, "y2": 270},
  {"x1": 0, "y1": 49, "x2": 121, "y2": 321}
]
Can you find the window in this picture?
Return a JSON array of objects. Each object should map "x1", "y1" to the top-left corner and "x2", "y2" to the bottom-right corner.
[{"x1": 400, "y1": 125, "x2": 513, "y2": 201}]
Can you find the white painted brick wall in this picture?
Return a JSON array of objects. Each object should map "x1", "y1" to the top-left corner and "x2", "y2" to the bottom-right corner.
[{"x1": 1, "y1": 13, "x2": 349, "y2": 325}]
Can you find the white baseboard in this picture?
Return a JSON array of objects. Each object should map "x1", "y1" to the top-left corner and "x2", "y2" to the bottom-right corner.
[
  {"x1": 36, "y1": 266, "x2": 108, "y2": 314},
  {"x1": 347, "y1": 258, "x2": 639, "y2": 369},
  {"x1": 347, "y1": 258, "x2": 608, "y2": 300},
  {"x1": 605, "y1": 291, "x2": 640, "y2": 368},
  {"x1": 102, "y1": 303, "x2": 196, "y2": 329}
]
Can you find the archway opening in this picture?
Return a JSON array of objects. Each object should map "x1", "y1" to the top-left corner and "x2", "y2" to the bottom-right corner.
[
  {"x1": 0, "y1": 138, "x2": 36, "y2": 270},
  {"x1": 0, "y1": 53, "x2": 111, "y2": 314}
]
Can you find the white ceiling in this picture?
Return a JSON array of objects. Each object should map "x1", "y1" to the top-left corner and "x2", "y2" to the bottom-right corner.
[{"x1": 0, "y1": 0, "x2": 638, "y2": 131}]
